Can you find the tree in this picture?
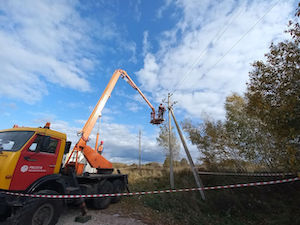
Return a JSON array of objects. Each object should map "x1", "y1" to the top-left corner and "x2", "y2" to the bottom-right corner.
[
  {"x1": 183, "y1": 119, "x2": 233, "y2": 170},
  {"x1": 246, "y1": 5, "x2": 300, "y2": 170},
  {"x1": 163, "y1": 155, "x2": 171, "y2": 168},
  {"x1": 179, "y1": 158, "x2": 189, "y2": 167},
  {"x1": 225, "y1": 94, "x2": 278, "y2": 168},
  {"x1": 156, "y1": 123, "x2": 180, "y2": 160},
  {"x1": 183, "y1": 94, "x2": 281, "y2": 170}
]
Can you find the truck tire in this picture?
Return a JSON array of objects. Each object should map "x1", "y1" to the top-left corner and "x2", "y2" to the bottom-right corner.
[
  {"x1": 0, "y1": 205, "x2": 11, "y2": 222},
  {"x1": 92, "y1": 180, "x2": 113, "y2": 209},
  {"x1": 111, "y1": 179, "x2": 124, "y2": 203},
  {"x1": 7, "y1": 190, "x2": 63, "y2": 225}
]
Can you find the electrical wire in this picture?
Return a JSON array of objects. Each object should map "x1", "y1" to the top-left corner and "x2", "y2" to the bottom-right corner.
[
  {"x1": 171, "y1": 0, "x2": 280, "y2": 94},
  {"x1": 170, "y1": 4, "x2": 244, "y2": 93}
]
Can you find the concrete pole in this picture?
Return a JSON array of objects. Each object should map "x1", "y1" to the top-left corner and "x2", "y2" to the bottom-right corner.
[
  {"x1": 170, "y1": 108, "x2": 206, "y2": 200},
  {"x1": 168, "y1": 93, "x2": 175, "y2": 189},
  {"x1": 139, "y1": 129, "x2": 142, "y2": 170}
]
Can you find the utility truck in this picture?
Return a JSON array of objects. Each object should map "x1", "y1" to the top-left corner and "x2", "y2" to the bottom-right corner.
[{"x1": 0, "y1": 69, "x2": 164, "y2": 225}]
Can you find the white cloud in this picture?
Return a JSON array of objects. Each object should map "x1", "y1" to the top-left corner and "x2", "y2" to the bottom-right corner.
[
  {"x1": 131, "y1": 0, "x2": 142, "y2": 22},
  {"x1": 136, "y1": 53, "x2": 159, "y2": 91},
  {"x1": 0, "y1": 0, "x2": 116, "y2": 103},
  {"x1": 118, "y1": 40, "x2": 137, "y2": 64},
  {"x1": 125, "y1": 102, "x2": 142, "y2": 112},
  {"x1": 142, "y1": 31, "x2": 150, "y2": 56},
  {"x1": 30, "y1": 112, "x2": 57, "y2": 123},
  {"x1": 156, "y1": 0, "x2": 172, "y2": 19},
  {"x1": 137, "y1": 0, "x2": 295, "y2": 120},
  {"x1": 74, "y1": 119, "x2": 86, "y2": 125}
]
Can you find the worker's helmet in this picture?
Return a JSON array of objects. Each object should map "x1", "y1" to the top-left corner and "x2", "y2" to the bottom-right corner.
[{"x1": 100, "y1": 141, "x2": 104, "y2": 145}]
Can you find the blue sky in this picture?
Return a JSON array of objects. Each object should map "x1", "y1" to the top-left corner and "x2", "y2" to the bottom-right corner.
[{"x1": 0, "y1": 0, "x2": 297, "y2": 164}]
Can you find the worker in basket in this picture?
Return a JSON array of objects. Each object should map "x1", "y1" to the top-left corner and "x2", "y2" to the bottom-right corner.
[
  {"x1": 97, "y1": 141, "x2": 104, "y2": 155},
  {"x1": 158, "y1": 103, "x2": 166, "y2": 120}
]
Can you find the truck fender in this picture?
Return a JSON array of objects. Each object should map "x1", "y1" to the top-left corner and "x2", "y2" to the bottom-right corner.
[{"x1": 26, "y1": 174, "x2": 66, "y2": 194}]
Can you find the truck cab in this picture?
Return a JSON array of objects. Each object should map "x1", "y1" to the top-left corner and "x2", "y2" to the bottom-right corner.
[{"x1": 0, "y1": 126, "x2": 67, "y2": 192}]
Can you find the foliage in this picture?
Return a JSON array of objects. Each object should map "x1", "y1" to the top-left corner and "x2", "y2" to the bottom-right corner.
[
  {"x1": 225, "y1": 94, "x2": 279, "y2": 168},
  {"x1": 246, "y1": 5, "x2": 300, "y2": 170},
  {"x1": 157, "y1": 123, "x2": 180, "y2": 160},
  {"x1": 162, "y1": 157, "x2": 189, "y2": 168},
  {"x1": 183, "y1": 4, "x2": 300, "y2": 171},
  {"x1": 179, "y1": 158, "x2": 188, "y2": 167},
  {"x1": 183, "y1": 119, "x2": 229, "y2": 170},
  {"x1": 145, "y1": 162, "x2": 162, "y2": 168},
  {"x1": 163, "y1": 155, "x2": 172, "y2": 168}
]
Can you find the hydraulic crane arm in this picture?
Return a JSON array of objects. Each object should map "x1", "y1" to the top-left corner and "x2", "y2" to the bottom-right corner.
[
  {"x1": 78, "y1": 69, "x2": 160, "y2": 146},
  {"x1": 120, "y1": 70, "x2": 156, "y2": 120},
  {"x1": 65, "y1": 69, "x2": 164, "y2": 174}
]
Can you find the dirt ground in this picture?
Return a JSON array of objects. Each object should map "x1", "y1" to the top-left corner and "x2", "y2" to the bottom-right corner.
[
  {"x1": 57, "y1": 200, "x2": 154, "y2": 225},
  {"x1": 57, "y1": 208, "x2": 146, "y2": 225},
  {"x1": 0, "y1": 198, "x2": 173, "y2": 225},
  {"x1": 0, "y1": 202, "x2": 152, "y2": 225},
  {"x1": 56, "y1": 196, "x2": 177, "y2": 225}
]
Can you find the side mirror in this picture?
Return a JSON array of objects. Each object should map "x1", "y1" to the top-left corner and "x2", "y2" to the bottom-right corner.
[
  {"x1": 36, "y1": 136, "x2": 50, "y2": 153},
  {"x1": 64, "y1": 141, "x2": 71, "y2": 154}
]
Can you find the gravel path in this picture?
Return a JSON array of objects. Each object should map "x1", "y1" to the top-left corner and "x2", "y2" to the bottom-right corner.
[{"x1": 57, "y1": 208, "x2": 147, "y2": 225}]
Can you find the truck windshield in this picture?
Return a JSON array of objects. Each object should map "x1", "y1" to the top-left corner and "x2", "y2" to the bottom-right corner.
[{"x1": 0, "y1": 131, "x2": 34, "y2": 152}]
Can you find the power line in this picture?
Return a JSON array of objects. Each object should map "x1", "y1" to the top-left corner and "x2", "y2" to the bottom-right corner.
[
  {"x1": 171, "y1": 5, "x2": 244, "y2": 93},
  {"x1": 172, "y1": 0, "x2": 280, "y2": 94}
]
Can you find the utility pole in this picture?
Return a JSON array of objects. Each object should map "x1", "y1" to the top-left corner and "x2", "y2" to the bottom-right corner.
[
  {"x1": 139, "y1": 129, "x2": 142, "y2": 170},
  {"x1": 170, "y1": 107, "x2": 206, "y2": 200},
  {"x1": 168, "y1": 93, "x2": 175, "y2": 189}
]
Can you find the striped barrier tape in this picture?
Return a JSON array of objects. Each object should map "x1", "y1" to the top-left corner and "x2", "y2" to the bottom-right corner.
[
  {"x1": 198, "y1": 171, "x2": 295, "y2": 176},
  {"x1": 0, "y1": 177, "x2": 299, "y2": 199}
]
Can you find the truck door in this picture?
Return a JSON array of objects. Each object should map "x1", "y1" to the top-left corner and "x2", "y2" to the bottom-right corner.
[{"x1": 10, "y1": 134, "x2": 61, "y2": 191}]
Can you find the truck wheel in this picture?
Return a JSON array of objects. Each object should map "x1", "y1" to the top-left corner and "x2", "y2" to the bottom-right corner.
[
  {"x1": 111, "y1": 179, "x2": 124, "y2": 203},
  {"x1": 0, "y1": 205, "x2": 11, "y2": 222},
  {"x1": 7, "y1": 190, "x2": 63, "y2": 225},
  {"x1": 92, "y1": 180, "x2": 113, "y2": 209}
]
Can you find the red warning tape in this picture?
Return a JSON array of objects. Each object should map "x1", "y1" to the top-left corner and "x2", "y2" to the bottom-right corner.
[
  {"x1": 198, "y1": 171, "x2": 295, "y2": 176},
  {"x1": 1, "y1": 177, "x2": 298, "y2": 199}
]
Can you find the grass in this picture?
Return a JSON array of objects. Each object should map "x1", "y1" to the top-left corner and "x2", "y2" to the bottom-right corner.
[{"x1": 113, "y1": 163, "x2": 300, "y2": 225}]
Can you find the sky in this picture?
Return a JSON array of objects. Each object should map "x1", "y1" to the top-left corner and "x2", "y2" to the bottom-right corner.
[{"x1": 0, "y1": 0, "x2": 298, "y2": 164}]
